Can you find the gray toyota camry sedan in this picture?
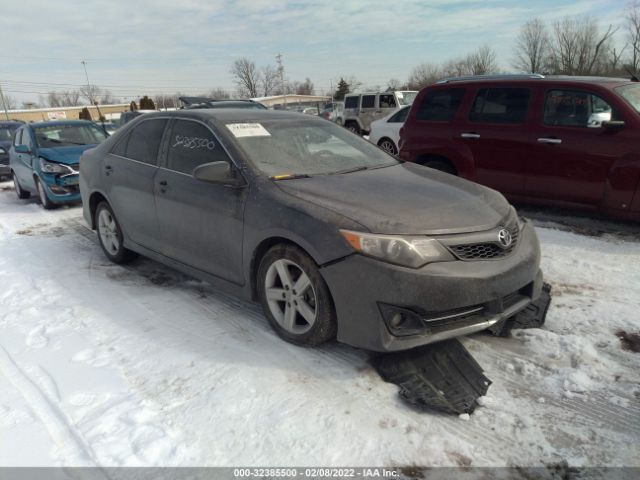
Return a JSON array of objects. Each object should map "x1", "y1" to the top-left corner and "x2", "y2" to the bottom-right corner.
[{"x1": 80, "y1": 109, "x2": 544, "y2": 352}]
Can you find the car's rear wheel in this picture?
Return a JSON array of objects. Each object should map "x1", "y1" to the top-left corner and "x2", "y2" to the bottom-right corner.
[
  {"x1": 35, "y1": 177, "x2": 56, "y2": 209},
  {"x1": 378, "y1": 138, "x2": 398, "y2": 156},
  {"x1": 258, "y1": 244, "x2": 337, "y2": 346},
  {"x1": 12, "y1": 172, "x2": 30, "y2": 199},
  {"x1": 95, "y1": 202, "x2": 137, "y2": 264}
]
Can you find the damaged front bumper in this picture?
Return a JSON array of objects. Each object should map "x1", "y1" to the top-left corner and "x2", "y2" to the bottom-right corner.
[{"x1": 321, "y1": 221, "x2": 544, "y2": 352}]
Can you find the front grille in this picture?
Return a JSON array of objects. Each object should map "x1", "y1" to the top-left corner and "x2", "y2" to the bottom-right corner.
[{"x1": 449, "y1": 223, "x2": 520, "y2": 261}]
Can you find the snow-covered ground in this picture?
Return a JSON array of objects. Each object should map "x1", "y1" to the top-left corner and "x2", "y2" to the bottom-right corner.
[{"x1": 0, "y1": 178, "x2": 639, "y2": 468}]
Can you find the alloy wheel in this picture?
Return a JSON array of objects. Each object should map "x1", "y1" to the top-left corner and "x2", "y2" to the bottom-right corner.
[
  {"x1": 98, "y1": 208, "x2": 120, "y2": 255},
  {"x1": 264, "y1": 259, "x2": 317, "y2": 334},
  {"x1": 379, "y1": 139, "x2": 398, "y2": 156}
]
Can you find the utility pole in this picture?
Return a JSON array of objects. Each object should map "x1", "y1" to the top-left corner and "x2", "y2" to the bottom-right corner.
[
  {"x1": 81, "y1": 60, "x2": 94, "y2": 106},
  {"x1": 0, "y1": 82, "x2": 9, "y2": 120},
  {"x1": 276, "y1": 53, "x2": 286, "y2": 109}
]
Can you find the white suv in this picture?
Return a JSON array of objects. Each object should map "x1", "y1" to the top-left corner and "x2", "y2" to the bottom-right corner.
[{"x1": 343, "y1": 90, "x2": 417, "y2": 135}]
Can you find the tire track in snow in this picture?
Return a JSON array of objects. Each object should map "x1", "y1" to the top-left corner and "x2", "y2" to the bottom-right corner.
[{"x1": 0, "y1": 345, "x2": 106, "y2": 472}]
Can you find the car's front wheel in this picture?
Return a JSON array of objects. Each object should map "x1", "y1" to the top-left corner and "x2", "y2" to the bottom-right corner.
[
  {"x1": 12, "y1": 172, "x2": 30, "y2": 199},
  {"x1": 258, "y1": 244, "x2": 337, "y2": 346},
  {"x1": 378, "y1": 138, "x2": 398, "y2": 156},
  {"x1": 35, "y1": 177, "x2": 56, "y2": 209},
  {"x1": 95, "y1": 202, "x2": 137, "y2": 264}
]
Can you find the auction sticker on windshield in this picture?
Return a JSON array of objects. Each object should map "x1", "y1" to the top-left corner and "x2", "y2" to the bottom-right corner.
[{"x1": 226, "y1": 123, "x2": 271, "y2": 138}]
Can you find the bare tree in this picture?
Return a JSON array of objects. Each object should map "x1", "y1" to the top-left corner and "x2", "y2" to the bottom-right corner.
[
  {"x1": 99, "y1": 89, "x2": 118, "y2": 105},
  {"x1": 206, "y1": 87, "x2": 229, "y2": 99},
  {"x1": 513, "y1": 18, "x2": 550, "y2": 73},
  {"x1": 408, "y1": 62, "x2": 442, "y2": 89},
  {"x1": 625, "y1": 0, "x2": 640, "y2": 71},
  {"x1": 261, "y1": 65, "x2": 279, "y2": 97},
  {"x1": 1, "y1": 94, "x2": 17, "y2": 110},
  {"x1": 548, "y1": 16, "x2": 617, "y2": 75},
  {"x1": 466, "y1": 45, "x2": 498, "y2": 75},
  {"x1": 230, "y1": 58, "x2": 261, "y2": 98},
  {"x1": 80, "y1": 84, "x2": 102, "y2": 104},
  {"x1": 294, "y1": 78, "x2": 314, "y2": 95}
]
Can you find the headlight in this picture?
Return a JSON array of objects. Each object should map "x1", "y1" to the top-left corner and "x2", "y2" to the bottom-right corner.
[
  {"x1": 0, "y1": 147, "x2": 6, "y2": 154},
  {"x1": 39, "y1": 158, "x2": 71, "y2": 174},
  {"x1": 340, "y1": 230, "x2": 454, "y2": 268}
]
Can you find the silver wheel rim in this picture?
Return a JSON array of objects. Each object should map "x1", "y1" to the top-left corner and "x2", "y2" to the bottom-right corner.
[
  {"x1": 265, "y1": 259, "x2": 317, "y2": 334},
  {"x1": 98, "y1": 209, "x2": 120, "y2": 255},
  {"x1": 37, "y1": 180, "x2": 47, "y2": 205},
  {"x1": 380, "y1": 140, "x2": 397, "y2": 155}
]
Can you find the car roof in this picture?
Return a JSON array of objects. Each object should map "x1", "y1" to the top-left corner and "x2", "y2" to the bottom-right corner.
[
  {"x1": 142, "y1": 108, "x2": 319, "y2": 124},
  {"x1": 432, "y1": 74, "x2": 635, "y2": 89},
  {"x1": 0, "y1": 121, "x2": 23, "y2": 128},
  {"x1": 25, "y1": 120, "x2": 97, "y2": 128}
]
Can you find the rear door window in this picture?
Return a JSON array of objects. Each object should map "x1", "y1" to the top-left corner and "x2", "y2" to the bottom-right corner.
[
  {"x1": 543, "y1": 90, "x2": 614, "y2": 128},
  {"x1": 123, "y1": 119, "x2": 168, "y2": 165},
  {"x1": 166, "y1": 120, "x2": 230, "y2": 175},
  {"x1": 416, "y1": 88, "x2": 465, "y2": 122},
  {"x1": 344, "y1": 96, "x2": 359, "y2": 109},
  {"x1": 361, "y1": 95, "x2": 375, "y2": 108},
  {"x1": 470, "y1": 88, "x2": 530, "y2": 124}
]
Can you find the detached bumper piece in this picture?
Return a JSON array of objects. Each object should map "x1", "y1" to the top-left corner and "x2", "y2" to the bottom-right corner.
[
  {"x1": 488, "y1": 282, "x2": 552, "y2": 337},
  {"x1": 374, "y1": 339, "x2": 491, "y2": 414}
]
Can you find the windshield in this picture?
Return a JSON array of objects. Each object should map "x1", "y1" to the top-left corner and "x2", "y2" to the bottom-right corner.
[
  {"x1": 396, "y1": 91, "x2": 418, "y2": 106},
  {"x1": 34, "y1": 123, "x2": 108, "y2": 148},
  {"x1": 227, "y1": 119, "x2": 398, "y2": 177},
  {"x1": 0, "y1": 127, "x2": 17, "y2": 142},
  {"x1": 615, "y1": 83, "x2": 640, "y2": 114}
]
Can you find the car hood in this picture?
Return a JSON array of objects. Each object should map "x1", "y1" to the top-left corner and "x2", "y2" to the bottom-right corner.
[
  {"x1": 275, "y1": 163, "x2": 511, "y2": 235},
  {"x1": 37, "y1": 146, "x2": 96, "y2": 165}
]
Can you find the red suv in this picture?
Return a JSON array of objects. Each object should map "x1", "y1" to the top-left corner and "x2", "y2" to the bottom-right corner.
[{"x1": 399, "y1": 75, "x2": 640, "y2": 221}]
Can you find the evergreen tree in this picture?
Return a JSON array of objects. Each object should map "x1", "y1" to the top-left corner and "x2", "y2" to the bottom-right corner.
[
  {"x1": 334, "y1": 78, "x2": 350, "y2": 100},
  {"x1": 139, "y1": 96, "x2": 156, "y2": 110},
  {"x1": 79, "y1": 107, "x2": 92, "y2": 120}
]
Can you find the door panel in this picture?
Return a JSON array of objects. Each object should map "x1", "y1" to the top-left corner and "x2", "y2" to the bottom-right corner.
[
  {"x1": 458, "y1": 87, "x2": 532, "y2": 195},
  {"x1": 103, "y1": 118, "x2": 168, "y2": 251},
  {"x1": 105, "y1": 154, "x2": 162, "y2": 251},
  {"x1": 155, "y1": 171, "x2": 246, "y2": 284},
  {"x1": 526, "y1": 89, "x2": 620, "y2": 206},
  {"x1": 155, "y1": 119, "x2": 247, "y2": 284}
]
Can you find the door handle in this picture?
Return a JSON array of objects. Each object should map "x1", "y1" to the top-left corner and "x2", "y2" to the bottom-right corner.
[
  {"x1": 159, "y1": 180, "x2": 168, "y2": 193},
  {"x1": 159, "y1": 180, "x2": 168, "y2": 186},
  {"x1": 460, "y1": 133, "x2": 481, "y2": 139},
  {"x1": 104, "y1": 165, "x2": 113, "y2": 176},
  {"x1": 537, "y1": 137, "x2": 562, "y2": 145}
]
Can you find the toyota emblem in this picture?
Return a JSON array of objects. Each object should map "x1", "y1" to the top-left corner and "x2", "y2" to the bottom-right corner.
[{"x1": 498, "y1": 228, "x2": 512, "y2": 248}]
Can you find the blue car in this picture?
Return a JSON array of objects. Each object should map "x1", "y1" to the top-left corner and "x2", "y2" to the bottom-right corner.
[
  {"x1": 9, "y1": 120, "x2": 108, "y2": 208},
  {"x1": 0, "y1": 121, "x2": 24, "y2": 180}
]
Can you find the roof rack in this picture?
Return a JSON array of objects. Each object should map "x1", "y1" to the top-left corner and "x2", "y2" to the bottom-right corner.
[{"x1": 436, "y1": 74, "x2": 545, "y2": 84}]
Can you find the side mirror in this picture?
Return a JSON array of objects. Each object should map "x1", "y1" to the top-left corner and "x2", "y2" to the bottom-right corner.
[
  {"x1": 587, "y1": 112, "x2": 611, "y2": 128},
  {"x1": 602, "y1": 120, "x2": 625, "y2": 131},
  {"x1": 193, "y1": 161, "x2": 241, "y2": 185},
  {"x1": 14, "y1": 145, "x2": 31, "y2": 154}
]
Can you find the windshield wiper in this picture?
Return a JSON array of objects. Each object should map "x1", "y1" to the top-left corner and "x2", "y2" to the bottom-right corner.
[
  {"x1": 330, "y1": 165, "x2": 369, "y2": 175},
  {"x1": 270, "y1": 173, "x2": 312, "y2": 181}
]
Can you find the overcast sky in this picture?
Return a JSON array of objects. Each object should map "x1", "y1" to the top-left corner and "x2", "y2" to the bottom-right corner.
[{"x1": 1, "y1": 0, "x2": 628, "y2": 104}]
